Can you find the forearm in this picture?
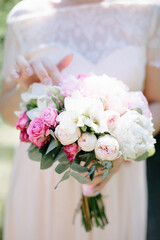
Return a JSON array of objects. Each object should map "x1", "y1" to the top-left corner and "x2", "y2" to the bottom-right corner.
[
  {"x1": 149, "y1": 101, "x2": 160, "y2": 136},
  {"x1": 0, "y1": 83, "x2": 24, "y2": 126}
]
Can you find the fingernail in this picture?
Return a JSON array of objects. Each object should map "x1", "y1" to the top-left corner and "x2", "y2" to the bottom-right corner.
[
  {"x1": 43, "y1": 78, "x2": 51, "y2": 85},
  {"x1": 26, "y1": 67, "x2": 33, "y2": 75},
  {"x1": 13, "y1": 73, "x2": 20, "y2": 79}
]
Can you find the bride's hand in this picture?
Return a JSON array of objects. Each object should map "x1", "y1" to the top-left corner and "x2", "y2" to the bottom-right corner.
[
  {"x1": 82, "y1": 157, "x2": 125, "y2": 197},
  {"x1": 10, "y1": 54, "x2": 73, "y2": 89}
]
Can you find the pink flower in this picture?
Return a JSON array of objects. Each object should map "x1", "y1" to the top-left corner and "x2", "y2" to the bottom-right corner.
[
  {"x1": 77, "y1": 74, "x2": 89, "y2": 80},
  {"x1": 41, "y1": 107, "x2": 58, "y2": 128},
  {"x1": 20, "y1": 130, "x2": 29, "y2": 142},
  {"x1": 127, "y1": 92, "x2": 151, "y2": 118},
  {"x1": 27, "y1": 117, "x2": 49, "y2": 148},
  {"x1": 105, "y1": 110, "x2": 120, "y2": 130},
  {"x1": 64, "y1": 143, "x2": 78, "y2": 162},
  {"x1": 16, "y1": 112, "x2": 29, "y2": 130},
  {"x1": 61, "y1": 76, "x2": 81, "y2": 97}
]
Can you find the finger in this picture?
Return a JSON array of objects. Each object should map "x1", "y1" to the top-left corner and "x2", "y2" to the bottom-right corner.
[
  {"x1": 57, "y1": 54, "x2": 73, "y2": 72},
  {"x1": 45, "y1": 65, "x2": 62, "y2": 85},
  {"x1": 16, "y1": 55, "x2": 33, "y2": 77},
  {"x1": 31, "y1": 60, "x2": 51, "y2": 85}
]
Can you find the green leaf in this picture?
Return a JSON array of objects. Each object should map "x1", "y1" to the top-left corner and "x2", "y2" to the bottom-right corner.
[
  {"x1": 71, "y1": 163, "x2": 88, "y2": 173},
  {"x1": 132, "y1": 108, "x2": 143, "y2": 115},
  {"x1": 52, "y1": 97, "x2": 60, "y2": 110},
  {"x1": 54, "y1": 150, "x2": 66, "y2": 162},
  {"x1": 50, "y1": 129, "x2": 57, "y2": 140},
  {"x1": 85, "y1": 165, "x2": 96, "y2": 177},
  {"x1": 70, "y1": 172, "x2": 91, "y2": 184},
  {"x1": 81, "y1": 125, "x2": 87, "y2": 132},
  {"x1": 101, "y1": 171, "x2": 110, "y2": 181},
  {"x1": 55, "y1": 163, "x2": 70, "y2": 174},
  {"x1": 135, "y1": 148, "x2": 156, "y2": 161},
  {"x1": 28, "y1": 147, "x2": 42, "y2": 161},
  {"x1": 46, "y1": 139, "x2": 58, "y2": 155},
  {"x1": 101, "y1": 160, "x2": 113, "y2": 170},
  {"x1": 58, "y1": 94, "x2": 65, "y2": 104},
  {"x1": 27, "y1": 143, "x2": 36, "y2": 152},
  {"x1": 54, "y1": 170, "x2": 71, "y2": 189},
  {"x1": 40, "y1": 152, "x2": 55, "y2": 169},
  {"x1": 26, "y1": 99, "x2": 37, "y2": 110}
]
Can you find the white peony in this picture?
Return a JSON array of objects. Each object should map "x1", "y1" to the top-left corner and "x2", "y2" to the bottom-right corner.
[
  {"x1": 78, "y1": 133, "x2": 97, "y2": 152},
  {"x1": 104, "y1": 110, "x2": 120, "y2": 131},
  {"x1": 113, "y1": 111, "x2": 156, "y2": 160},
  {"x1": 95, "y1": 135, "x2": 121, "y2": 161},
  {"x1": 55, "y1": 124, "x2": 81, "y2": 145}
]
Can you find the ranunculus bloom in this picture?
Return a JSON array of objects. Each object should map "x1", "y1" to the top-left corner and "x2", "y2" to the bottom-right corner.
[
  {"x1": 55, "y1": 125, "x2": 81, "y2": 145},
  {"x1": 64, "y1": 143, "x2": 78, "y2": 162},
  {"x1": 27, "y1": 117, "x2": 49, "y2": 148},
  {"x1": 95, "y1": 135, "x2": 120, "y2": 161},
  {"x1": 20, "y1": 130, "x2": 29, "y2": 142},
  {"x1": 41, "y1": 107, "x2": 58, "y2": 127},
  {"x1": 16, "y1": 111, "x2": 29, "y2": 130},
  {"x1": 78, "y1": 133, "x2": 97, "y2": 152}
]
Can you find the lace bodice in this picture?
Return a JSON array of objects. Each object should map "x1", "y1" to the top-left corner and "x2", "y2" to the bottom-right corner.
[{"x1": 2, "y1": 0, "x2": 160, "y2": 90}]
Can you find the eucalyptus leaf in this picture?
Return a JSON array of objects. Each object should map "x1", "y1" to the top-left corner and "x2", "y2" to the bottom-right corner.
[
  {"x1": 28, "y1": 147, "x2": 42, "y2": 162},
  {"x1": 46, "y1": 139, "x2": 58, "y2": 155},
  {"x1": 101, "y1": 160, "x2": 113, "y2": 170},
  {"x1": 71, "y1": 163, "x2": 88, "y2": 173},
  {"x1": 50, "y1": 129, "x2": 56, "y2": 140},
  {"x1": 27, "y1": 143, "x2": 36, "y2": 152},
  {"x1": 101, "y1": 171, "x2": 110, "y2": 181},
  {"x1": 40, "y1": 152, "x2": 55, "y2": 169},
  {"x1": 85, "y1": 165, "x2": 96, "y2": 177},
  {"x1": 54, "y1": 150, "x2": 66, "y2": 162},
  {"x1": 132, "y1": 108, "x2": 143, "y2": 115},
  {"x1": 54, "y1": 170, "x2": 71, "y2": 189},
  {"x1": 55, "y1": 163, "x2": 70, "y2": 174},
  {"x1": 70, "y1": 172, "x2": 91, "y2": 184}
]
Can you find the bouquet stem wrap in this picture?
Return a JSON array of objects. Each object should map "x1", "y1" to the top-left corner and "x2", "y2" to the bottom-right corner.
[{"x1": 81, "y1": 193, "x2": 108, "y2": 232}]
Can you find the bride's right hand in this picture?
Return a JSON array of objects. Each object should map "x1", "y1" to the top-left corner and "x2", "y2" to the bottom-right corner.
[{"x1": 10, "y1": 54, "x2": 73, "y2": 89}]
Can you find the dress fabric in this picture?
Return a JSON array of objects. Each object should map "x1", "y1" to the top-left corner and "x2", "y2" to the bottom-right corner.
[{"x1": 2, "y1": 1, "x2": 160, "y2": 240}]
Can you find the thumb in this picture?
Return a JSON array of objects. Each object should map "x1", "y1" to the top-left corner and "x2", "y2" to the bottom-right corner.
[{"x1": 57, "y1": 54, "x2": 73, "y2": 72}]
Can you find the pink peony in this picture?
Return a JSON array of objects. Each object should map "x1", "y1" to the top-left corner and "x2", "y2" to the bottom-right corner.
[
  {"x1": 20, "y1": 130, "x2": 29, "y2": 142},
  {"x1": 16, "y1": 111, "x2": 29, "y2": 130},
  {"x1": 41, "y1": 107, "x2": 58, "y2": 127},
  {"x1": 127, "y1": 92, "x2": 151, "y2": 118},
  {"x1": 61, "y1": 76, "x2": 81, "y2": 97},
  {"x1": 64, "y1": 143, "x2": 78, "y2": 162},
  {"x1": 27, "y1": 117, "x2": 49, "y2": 148},
  {"x1": 105, "y1": 110, "x2": 120, "y2": 130}
]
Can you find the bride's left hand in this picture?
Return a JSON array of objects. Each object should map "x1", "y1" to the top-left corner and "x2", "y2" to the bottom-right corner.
[{"x1": 82, "y1": 158, "x2": 132, "y2": 196}]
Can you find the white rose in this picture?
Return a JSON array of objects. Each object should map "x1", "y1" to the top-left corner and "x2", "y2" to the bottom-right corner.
[
  {"x1": 78, "y1": 133, "x2": 97, "y2": 152},
  {"x1": 95, "y1": 135, "x2": 121, "y2": 161},
  {"x1": 55, "y1": 125, "x2": 81, "y2": 145},
  {"x1": 113, "y1": 111, "x2": 156, "y2": 160}
]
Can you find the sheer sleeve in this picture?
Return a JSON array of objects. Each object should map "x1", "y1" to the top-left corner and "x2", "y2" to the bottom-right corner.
[{"x1": 147, "y1": 5, "x2": 160, "y2": 69}]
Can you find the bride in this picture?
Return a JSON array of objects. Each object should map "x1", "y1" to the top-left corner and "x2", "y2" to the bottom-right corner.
[{"x1": 0, "y1": 0, "x2": 160, "y2": 239}]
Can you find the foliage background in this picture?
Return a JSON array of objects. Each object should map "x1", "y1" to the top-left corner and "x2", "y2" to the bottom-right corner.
[
  {"x1": 0, "y1": 0, "x2": 20, "y2": 239},
  {"x1": 0, "y1": 1, "x2": 160, "y2": 240}
]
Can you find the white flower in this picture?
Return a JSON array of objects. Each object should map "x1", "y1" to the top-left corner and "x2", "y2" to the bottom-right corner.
[
  {"x1": 113, "y1": 111, "x2": 156, "y2": 160},
  {"x1": 55, "y1": 124, "x2": 81, "y2": 145},
  {"x1": 78, "y1": 133, "x2": 97, "y2": 152},
  {"x1": 95, "y1": 135, "x2": 121, "y2": 161}
]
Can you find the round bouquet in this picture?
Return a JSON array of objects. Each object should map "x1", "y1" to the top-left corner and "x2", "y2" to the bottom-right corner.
[{"x1": 16, "y1": 74, "x2": 156, "y2": 231}]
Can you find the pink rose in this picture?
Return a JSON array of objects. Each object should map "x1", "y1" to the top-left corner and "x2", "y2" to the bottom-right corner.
[
  {"x1": 20, "y1": 130, "x2": 29, "y2": 142},
  {"x1": 127, "y1": 92, "x2": 151, "y2": 118},
  {"x1": 41, "y1": 107, "x2": 58, "y2": 127},
  {"x1": 27, "y1": 117, "x2": 49, "y2": 148},
  {"x1": 64, "y1": 143, "x2": 78, "y2": 162},
  {"x1": 16, "y1": 112, "x2": 29, "y2": 130}
]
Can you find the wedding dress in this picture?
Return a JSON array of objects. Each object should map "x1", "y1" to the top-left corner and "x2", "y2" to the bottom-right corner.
[{"x1": 2, "y1": 1, "x2": 160, "y2": 239}]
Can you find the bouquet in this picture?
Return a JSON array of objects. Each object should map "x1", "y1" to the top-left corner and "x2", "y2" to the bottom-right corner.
[{"x1": 16, "y1": 74, "x2": 156, "y2": 231}]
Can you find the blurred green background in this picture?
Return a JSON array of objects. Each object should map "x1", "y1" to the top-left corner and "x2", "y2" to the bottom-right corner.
[{"x1": 0, "y1": 0, "x2": 20, "y2": 239}]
